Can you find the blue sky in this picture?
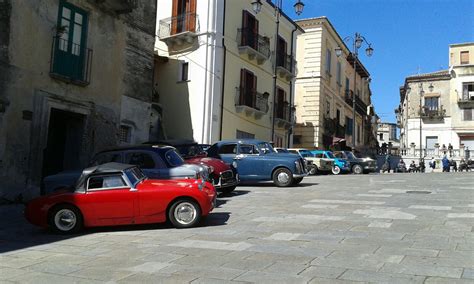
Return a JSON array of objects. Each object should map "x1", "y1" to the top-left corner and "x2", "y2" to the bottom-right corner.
[{"x1": 282, "y1": 0, "x2": 474, "y2": 123}]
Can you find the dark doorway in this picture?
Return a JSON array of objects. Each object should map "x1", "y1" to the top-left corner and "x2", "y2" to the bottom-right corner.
[{"x1": 42, "y1": 108, "x2": 86, "y2": 177}]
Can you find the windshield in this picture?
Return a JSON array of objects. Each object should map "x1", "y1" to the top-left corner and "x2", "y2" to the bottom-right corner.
[
  {"x1": 165, "y1": 149, "x2": 185, "y2": 167},
  {"x1": 125, "y1": 167, "x2": 146, "y2": 187},
  {"x1": 299, "y1": 150, "x2": 313, "y2": 157},
  {"x1": 257, "y1": 142, "x2": 276, "y2": 154},
  {"x1": 346, "y1": 152, "x2": 357, "y2": 160},
  {"x1": 175, "y1": 145, "x2": 202, "y2": 158},
  {"x1": 325, "y1": 152, "x2": 335, "y2": 159}
]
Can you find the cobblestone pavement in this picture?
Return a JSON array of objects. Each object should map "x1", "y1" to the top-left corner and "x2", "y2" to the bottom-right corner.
[{"x1": 1, "y1": 172, "x2": 473, "y2": 283}]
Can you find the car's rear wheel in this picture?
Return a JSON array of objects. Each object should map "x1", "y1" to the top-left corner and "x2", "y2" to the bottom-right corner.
[
  {"x1": 169, "y1": 199, "x2": 201, "y2": 228},
  {"x1": 352, "y1": 164, "x2": 363, "y2": 174},
  {"x1": 48, "y1": 204, "x2": 83, "y2": 234},
  {"x1": 292, "y1": 177, "x2": 303, "y2": 185},
  {"x1": 273, "y1": 168, "x2": 294, "y2": 187},
  {"x1": 219, "y1": 185, "x2": 236, "y2": 195},
  {"x1": 309, "y1": 165, "x2": 318, "y2": 175},
  {"x1": 332, "y1": 166, "x2": 341, "y2": 175}
]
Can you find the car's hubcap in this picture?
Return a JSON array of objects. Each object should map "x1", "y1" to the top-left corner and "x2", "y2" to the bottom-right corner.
[
  {"x1": 54, "y1": 209, "x2": 76, "y2": 231},
  {"x1": 333, "y1": 166, "x2": 340, "y2": 174},
  {"x1": 277, "y1": 172, "x2": 290, "y2": 183},
  {"x1": 355, "y1": 166, "x2": 362, "y2": 174},
  {"x1": 174, "y1": 202, "x2": 197, "y2": 225}
]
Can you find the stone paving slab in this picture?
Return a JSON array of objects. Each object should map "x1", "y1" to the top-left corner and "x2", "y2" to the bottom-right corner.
[{"x1": 0, "y1": 172, "x2": 473, "y2": 283}]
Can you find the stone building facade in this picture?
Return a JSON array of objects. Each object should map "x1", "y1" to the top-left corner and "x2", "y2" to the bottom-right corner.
[
  {"x1": 0, "y1": 0, "x2": 157, "y2": 199},
  {"x1": 293, "y1": 17, "x2": 376, "y2": 151}
]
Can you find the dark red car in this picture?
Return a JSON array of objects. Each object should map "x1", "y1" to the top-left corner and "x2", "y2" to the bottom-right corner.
[
  {"x1": 25, "y1": 163, "x2": 217, "y2": 233},
  {"x1": 147, "y1": 140, "x2": 239, "y2": 194}
]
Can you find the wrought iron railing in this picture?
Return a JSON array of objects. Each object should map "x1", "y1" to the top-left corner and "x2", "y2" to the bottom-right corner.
[
  {"x1": 420, "y1": 106, "x2": 446, "y2": 119},
  {"x1": 237, "y1": 28, "x2": 270, "y2": 58},
  {"x1": 50, "y1": 36, "x2": 92, "y2": 85},
  {"x1": 159, "y1": 13, "x2": 199, "y2": 39},
  {"x1": 236, "y1": 88, "x2": 269, "y2": 113},
  {"x1": 276, "y1": 54, "x2": 295, "y2": 74}
]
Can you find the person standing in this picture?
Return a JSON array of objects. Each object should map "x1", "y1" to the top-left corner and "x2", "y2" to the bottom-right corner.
[
  {"x1": 430, "y1": 157, "x2": 436, "y2": 172},
  {"x1": 442, "y1": 144, "x2": 447, "y2": 156},
  {"x1": 442, "y1": 156, "x2": 450, "y2": 172},
  {"x1": 448, "y1": 143, "x2": 453, "y2": 157}
]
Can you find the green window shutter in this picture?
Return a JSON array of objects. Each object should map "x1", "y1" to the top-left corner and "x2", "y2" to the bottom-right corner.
[{"x1": 52, "y1": 1, "x2": 89, "y2": 82}]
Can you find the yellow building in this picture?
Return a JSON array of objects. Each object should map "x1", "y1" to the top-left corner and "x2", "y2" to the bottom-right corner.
[
  {"x1": 155, "y1": 0, "x2": 301, "y2": 147},
  {"x1": 293, "y1": 17, "x2": 375, "y2": 151}
]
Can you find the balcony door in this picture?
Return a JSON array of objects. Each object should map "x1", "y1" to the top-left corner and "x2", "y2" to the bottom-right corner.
[
  {"x1": 276, "y1": 36, "x2": 287, "y2": 68},
  {"x1": 171, "y1": 0, "x2": 196, "y2": 34},
  {"x1": 276, "y1": 88, "x2": 285, "y2": 119},
  {"x1": 53, "y1": 1, "x2": 88, "y2": 80},
  {"x1": 240, "y1": 69, "x2": 257, "y2": 108},
  {"x1": 242, "y1": 11, "x2": 258, "y2": 50}
]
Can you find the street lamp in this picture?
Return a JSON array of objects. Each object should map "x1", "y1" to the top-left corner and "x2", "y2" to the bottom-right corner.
[
  {"x1": 335, "y1": 33, "x2": 373, "y2": 151},
  {"x1": 254, "y1": 0, "x2": 304, "y2": 145},
  {"x1": 419, "y1": 83, "x2": 425, "y2": 163}
]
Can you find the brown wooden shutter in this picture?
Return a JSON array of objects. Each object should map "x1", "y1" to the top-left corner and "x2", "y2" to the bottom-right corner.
[
  {"x1": 188, "y1": 0, "x2": 196, "y2": 32},
  {"x1": 252, "y1": 73, "x2": 257, "y2": 108},
  {"x1": 240, "y1": 69, "x2": 246, "y2": 105},
  {"x1": 461, "y1": 51, "x2": 469, "y2": 64},
  {"x1": 171, "y1": 0, "x2": 179, "y2": 35},
  {"x1": 242, "y1": 11, "x2": 249, "y2": 46}
]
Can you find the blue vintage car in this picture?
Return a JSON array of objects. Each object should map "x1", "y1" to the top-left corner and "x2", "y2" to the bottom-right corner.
[
  {"x1": 310, "y1": 150, "x2": 350, "y2": 175},
  {"x1": 206, "y1": 139, "x2": 308, "y2": 187}
]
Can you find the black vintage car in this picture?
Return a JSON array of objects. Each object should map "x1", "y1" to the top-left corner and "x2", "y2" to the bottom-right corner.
[{"x1": 333, "y1": 151, "x2": 377, "y2": 174}]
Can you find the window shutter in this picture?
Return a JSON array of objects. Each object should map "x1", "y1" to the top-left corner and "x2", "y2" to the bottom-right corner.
[
  {"x1": 252, "y1": 73, "x2": 257, "y2": 108},
  {"x1": 460, "y1": 51, "x2": 469, "y2": 64},
  {"x1": 239, "y1": 69, "x2": 246, "y2": 105},
  {"x1": 171, "y1": 0, "x2": 179, "y2": 35},
  {"x1": 188, "y1": 0, "x2": 197, "y2": 32}
]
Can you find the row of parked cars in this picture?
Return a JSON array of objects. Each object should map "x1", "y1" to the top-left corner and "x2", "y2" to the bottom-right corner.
[{"x1": 26, "y1": 139, "x2": 374, "y2": 234}]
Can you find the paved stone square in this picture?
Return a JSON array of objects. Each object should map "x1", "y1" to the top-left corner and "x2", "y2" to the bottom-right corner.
[{"x1": 1, "y1": 172, "x2": 473, "y2": 283}]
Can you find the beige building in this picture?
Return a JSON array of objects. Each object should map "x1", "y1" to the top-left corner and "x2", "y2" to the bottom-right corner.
[
  {"x1": 293, "y1": 17, "x2": 376, "y2": 151},
  {"x1": 154, "y1": 0, "x2": 301, "y2": 147},
  {"x1": 0, "y1": 0, "x2": 157, "y2": 199},
  {"x1": 396, "y1": 42, "x2": 474, "y2": 160}
]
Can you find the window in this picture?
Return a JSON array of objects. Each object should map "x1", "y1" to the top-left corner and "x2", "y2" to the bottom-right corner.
[
  {"x1": 462, "y1": 82, "x2": 474, "y2": 100},
  {"x1": 240, "y1": 144, "x2": 259, "y2": 155},
  {"x1": 336, "y1": 109, "x2": 341, "y2": 125},
  {"x1": 180, "y1": 62, "x2": 189, "y2": 81},
  {"x1": 379, "y1": 133, "x2": 383, "y2": 140},
  {"x1": 460, "y1": 51, "x2": 469, "y2": 65},
  {"x1": 424, "y1": 97, "x2": 439, "y2": 111},
  {"x1": 87, "y1": 175, "x2": 127, "y2": 191},
  {"x1": 163, "y1": 149, "x2": 184, "y2": 166},
  {"x1": 239, "y1": 69, "x2": 257, "y2": 108},
  {"x1": 273, "y1": 135, "x2": 283, "y2": 147},
  {"x1": 325, "y1": 48, "x2": 332, "y2": 75},
  {"x1": 241, "y1": 10, "x2": 259, "y2": 50},
  {"x1": 345, "y1": 117, "x2": 353, "y2": 135},
  {"x1": 345, "y1": 77, "x2": 350, "y2": 96},
  {"x1": 314, "y1": 153, "x2": 324, "y2": 158},
  {"x1": 236, "y1": 129, "x2": 255, "y2": 139},
  {"x1": 357, "y1": 125, "x2": 361, "y2": 143},
  {"x1": 293, "y1": 135, "x2": 302, "y2": 145},
  {"x1": 89, "y1": 152, "x2": 122, "y2": 166},
  {"x1": 119, "y1": 125, "x2": 132, "y2": 143},
  {"x1": 336, "y1": 61, "x2": 341, "y2": 86},
  {"x1": 426, "y1": 136, "x2": 438, "y2": 149},
  {"x1": 125, "y1": 152, "x2": 156, "y2": 169},
  {"x1": 463, "y1": 109, "x2": 473, "y2": 121},
  {"x1": 171, "y1": 0, "x2": 197, "y2": 34},
  {"x1": 276, "y1": 88, "x2": 286, "y2": 119},
  {"x1": 52, "y1": 2, "x2": 88, "y2": 81},
  {"x1": 218, "y1": 144, "x2": 237, "y2": 154},
  {"x1": 276, "y1": 36, "x2": 287, "y2": 68}
]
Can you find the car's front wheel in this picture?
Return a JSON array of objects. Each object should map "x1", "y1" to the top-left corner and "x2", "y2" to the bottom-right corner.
[
  {"x1": 48, "y1": 204, "x2": 83, "y2": 234},
  {"x1": 168, "y1": 199, "x2": 201, "y2": 228},
  {"x1": 292, "y1": 177, "x2": 303, "y2": 185},
  {"x1": 332, "y1": 166, "x2": 341, "y2": 175},
  {"x1": 309, "y1": 165, "x2": 318, "y2": 175},
  {"x1": 219, "y1": 185, "x2": 236, "y2": 195},
  {"x1": 273, "y1": 168, "x2": 294, "y2": 187},
  {"x1": 352, "y1": 164, "x2": 363, "y2": 174}
]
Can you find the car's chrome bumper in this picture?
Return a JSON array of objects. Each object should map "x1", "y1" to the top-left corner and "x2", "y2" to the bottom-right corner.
[
  {"x1": 214, "y1": 174, "x2": 239, "y2": 189},
  {"x1": 364, "y1": 165, "x2": 377, "y2": 172},
  {"x1": 294, "y1": 172, "x2": 309, "y2": 178}
]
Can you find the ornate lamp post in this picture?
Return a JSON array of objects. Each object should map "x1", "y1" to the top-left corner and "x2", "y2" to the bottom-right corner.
[
  {"x1": 417, "y1": 82, "x2": 434, "y2": 162},
  {"x1": 335, "y1": 33, "x2": 373, "y2": 151},
  {"x1": 252, "y1": 0, "x2": 304, "y2": 144}
]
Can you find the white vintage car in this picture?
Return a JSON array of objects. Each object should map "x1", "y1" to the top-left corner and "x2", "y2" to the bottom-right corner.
[{"x1": 287, "y1": 148, "x2": 334, "y2": 175}]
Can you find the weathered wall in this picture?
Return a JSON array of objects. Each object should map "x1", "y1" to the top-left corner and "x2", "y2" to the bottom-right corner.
[{"x1": 0, "y1": 0, "x2": 156, "y2": 200}]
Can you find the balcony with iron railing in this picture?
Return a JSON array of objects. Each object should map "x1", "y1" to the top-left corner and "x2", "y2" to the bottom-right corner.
[
  {"x1": 458, "y1": 91, "x2": 474, "y2": 108},
  {"x1": 276, "y1": 54, "x2": 296, "y2": 81},
  {"x1": 235, "y1": 87, "x2": 269, "y2": 119},
  {"x1": 237, "y1": 28, "x2": 270, "y2": 65},
  {"x1": 159, "y1": 13, "x2": 199, "y2": 46},
  {"x1": 344, "y1": 90, "x2": 368, "y2": 116},
  {"x1": 50, "y1": 36, "x2": 93, "y2": 86},
  {"x1": 420, "y1": 105, "x2": 446, "y2": 120},
  {"x1": 275, "y1": 101, "x2": 292, "y2": 129}
]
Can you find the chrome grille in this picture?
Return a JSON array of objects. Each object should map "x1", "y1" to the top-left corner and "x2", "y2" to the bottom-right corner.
[{"x1": 221, "y1": 170, "x2": 234, "y2": 179}]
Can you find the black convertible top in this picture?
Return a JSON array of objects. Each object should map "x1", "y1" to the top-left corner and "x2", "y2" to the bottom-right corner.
[{"x1": 75, "y1": 162, "x2": 135, "y2": 192}]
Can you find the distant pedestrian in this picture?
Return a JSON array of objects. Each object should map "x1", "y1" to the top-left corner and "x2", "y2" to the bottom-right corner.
[
  {"x1": 442, "y1": 156, "x2": 450, "y2": 172},
  {"x1": 466, "y1": 147, "x2": 470, "y2": 159},
  {"x1": 442, "y1": 144, "x2": 447, "y2": 155},
  {"x1": 448, "y1": 143, "x2": 453, "y2": 157},
  {"x1": 429, "y1": 157, "x2": 436, "y2": 171},
  {"x1": 450, "y1": 159, "x2": 457, "y2": 172}
]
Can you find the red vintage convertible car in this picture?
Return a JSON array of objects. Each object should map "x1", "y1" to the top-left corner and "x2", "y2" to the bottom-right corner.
[{"x1": 25, "y1": 163, "x2": 217, "y2": 233}]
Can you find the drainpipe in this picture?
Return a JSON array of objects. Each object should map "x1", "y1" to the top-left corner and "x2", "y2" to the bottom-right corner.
[
  {"x1": 201, "y1": 0, "x2": 212, "y2": 143},
  {"x1": 218, "y1": 0, "x2": 227, "y2": 140},
  {"x1": 287, "y1": 26, "x2": 297, "y2": 148}
]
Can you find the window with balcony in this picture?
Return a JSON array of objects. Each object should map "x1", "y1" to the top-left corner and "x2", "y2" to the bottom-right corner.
[
  {"x1": 462, "y1": 82, "x2": 474, "y2": 100},
  {"x1": 424, "y1": 97, "x2": 439, "y2": 111},
  {"x1": 239, "y1": 69, "x2": 257, "y2": 109},
  {"x1": 51, "y1": 2, "x2": 91, "y2": 85},
  {"x1": 172, "y1": 0, "x2": 197, "y2": 35},
  {"x1": 460, "y1": 51, "x2": 469, "y2": 65},
  {"x1": 276, "y1": 36, "x2": 287, "y2": 68},
  {"x1": 238, "y1": 11, "x2": 269, "y2": 64},
  {"x1": 275, "y1": 88, "x2": 286, "y2": 119}
]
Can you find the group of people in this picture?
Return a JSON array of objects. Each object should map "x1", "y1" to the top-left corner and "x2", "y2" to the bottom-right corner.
[{"x1": 440, "y1": 156, "x2": 471, "y2": 172}]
